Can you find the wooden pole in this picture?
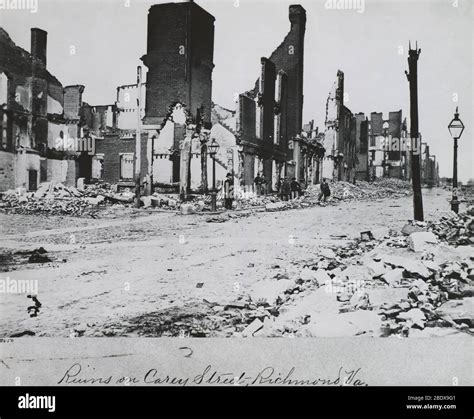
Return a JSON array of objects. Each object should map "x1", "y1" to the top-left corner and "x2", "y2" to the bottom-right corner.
[
  {"x1": 200, "y1": 132, "x2": 208, "y2": 193},
  {"x1": 149, "y1": 135, "x2": 155, "y2": 195},
  {"x1": 135, "y1": 66, "x2": 142, "y2": 208},
  {"x1": 406, "y1": 42, "x2": 424, "y2": 221}
]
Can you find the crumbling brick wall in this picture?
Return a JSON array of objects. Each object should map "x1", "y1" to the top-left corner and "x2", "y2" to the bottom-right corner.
[
  {"x1": 237, "y1": 5, "x2": 306, "y2": 186},
  {"x1": 95, "y1": 134, "x2": 148, "y2": 184},
  {"x1": 266, "y1": 5, "x2": 306, "y2": 158},
  {"x1": 143, "y1": 2, "x2": 214, "y2": 126},
  {"x1": 370, "y1": 112, "x2": 383, "y2": 137},
  {"x1": 355, "y1": 114, "x2": 369, "y2": 181},
  {"x1": 239, "y1": 95, "x2": 256, "y2": 145},
  {"x1": 260, "y1": 58, "x2": 276, "y2": 146}
]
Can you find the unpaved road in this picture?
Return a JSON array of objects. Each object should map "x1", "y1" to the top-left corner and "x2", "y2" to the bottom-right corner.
[{"x1": 0, "y1": 188, "x2": 461, "y2": 337}]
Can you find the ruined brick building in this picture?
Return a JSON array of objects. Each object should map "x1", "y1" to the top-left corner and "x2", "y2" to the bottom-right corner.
[
  {"x1": 142, "y1": 2, "x2": 214, "y2": 127},
  {"x1": 0, "y1": 28, "x2": 91, "y2": 192},
  {"x1": 301, "y1": 119, "x2": 326, "y2": 185},
  {"x1": 420, "y1": 141, "x2": 439, "y2": 187},
  {"x1": 354, "y1": 112, "x2": 369, "y2": 181},
  {"x1": 67, "y1": 2, "x2": 308, "y2": 195},
  {"x1": 88, "y1": 2, "x2": 231, "y2": 192},
  {"x1": 236, "y1": 4, "x2": 306, "y2": 190},
  {"x1": 140, "y1": 1, "x2": 216, "y2": 193},
  {"x1": 0, "y1": 27, "x2": 122, "y2": 192},
  {"x1": 322, "y1": 70, "x2": 357, "y2": 182},
  {"x1": 367, "y1": 110, "x2": 406, "y2": 180},
  {"x1": 322, "y1": 70, "x2": 435, "y2": 183}
]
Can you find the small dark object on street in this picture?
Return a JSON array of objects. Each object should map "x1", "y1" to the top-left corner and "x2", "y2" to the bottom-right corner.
[
  {"x1": 28, "y1": 251, "x2": 52, "y2": 263},
  {"x1": 10, "y1": 330, "x2": 36, "y2": 337},
  {"x1": 27, "y1": 295, "x2": 42, "y2": 317},
  {"x1": 360, "y1": 231, "x2": 374, "y2": 241}
]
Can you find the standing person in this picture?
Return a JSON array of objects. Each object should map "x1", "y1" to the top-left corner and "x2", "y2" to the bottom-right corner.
[
  {"x1": 281, "y1": 177, "x2": 291, "y2": 201},
  {"x1": 223, "y1": 173, "x2": 234, "y2": 210},
  {"x1": 290, "y1": 177, "x2": 301, "y2": 200},
  {"x1": 260, "y1": 173, "x2": 267, "y2": 195},
  {"x1": 318, "y1": 178, "x2": 331, "y2": 202},
  {"x1": 278, "y1": 177, "x2": 284, "y2": 200},
  {"x1": 254, "y1": 173, "x2": 262, "y2": 196}
]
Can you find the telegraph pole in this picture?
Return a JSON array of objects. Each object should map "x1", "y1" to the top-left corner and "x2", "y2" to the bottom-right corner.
[
  {"x1": 405, "y1": 42, "x2": 424, "y2": 221},
  {"x1": 135, "y1": 66, "x2": 143, "y2": 208}
]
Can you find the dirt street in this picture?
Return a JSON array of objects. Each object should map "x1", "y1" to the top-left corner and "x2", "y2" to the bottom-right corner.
[{"x1": 0, "y1": 188, "x2": 469, "y2": 337}]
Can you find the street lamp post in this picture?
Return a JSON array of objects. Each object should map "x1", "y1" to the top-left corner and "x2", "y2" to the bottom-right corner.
[
  {"x1": 208, "y1": 138, "x2": 220, "y2": 212},
  {"x1": 448, "y1": 107, "x2": 465, "y2": 214}
]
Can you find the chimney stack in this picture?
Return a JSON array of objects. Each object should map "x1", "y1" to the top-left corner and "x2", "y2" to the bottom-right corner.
[
  {"x1": 289, "y1": 4, "x2": 306, "y2": 27},
  {"x1": 31, "y1": 28, "x2": 47, "y2": 66}
]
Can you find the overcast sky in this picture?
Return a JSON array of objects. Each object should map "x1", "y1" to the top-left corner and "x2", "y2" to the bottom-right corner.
[{"x1": 1, "y1": 0, "x2": 472, "y2": 181}]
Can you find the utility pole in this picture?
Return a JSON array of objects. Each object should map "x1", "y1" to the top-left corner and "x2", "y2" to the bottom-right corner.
[
  {"x1": 405, "y1": 42, "x2": 424, "y2": 221},
  {"x1": 149, "y1": 135, "x2": 155, "y2": 195},
  {"x1": 200, "y1": 131, "x2": 209, "y2": 193},
  {"x1": 135, "y1": 66, "x2": 143, "y2": 208}
]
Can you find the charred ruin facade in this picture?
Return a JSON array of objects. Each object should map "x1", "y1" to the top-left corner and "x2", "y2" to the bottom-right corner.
[{"x1": 237, "y1": 4, "x2": 306, "y2": 189}]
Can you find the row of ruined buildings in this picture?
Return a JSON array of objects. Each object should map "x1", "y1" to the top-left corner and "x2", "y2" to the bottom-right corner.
[
  {"x1": 317, "y1": 69, "x2": 439, "y2": 186},
  {"x1": 0, "y1": 1, "x2": 438, "y2": 194}
]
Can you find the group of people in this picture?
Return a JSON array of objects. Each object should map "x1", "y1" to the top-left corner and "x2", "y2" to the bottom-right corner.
[
  {"x1": 253, "y1": 173, "x2": 268, "y2": 196},
  {"x1": 221, "y1": 172, "x2": 331, "y2": 210},
  {"x1": 276, "y1": 177, "x2": 301, "y2": 201}
]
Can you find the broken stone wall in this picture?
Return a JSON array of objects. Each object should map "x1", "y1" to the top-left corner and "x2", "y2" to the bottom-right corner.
[
  {"x1": 63, "y1": 85, "x2": 84, "y2": 120},
  {"x1": 387, "y1": 110, "x2": 402, "y2": 161},
  {"x1": 47, "y1": 82, "x2": 64, "y2": 115},
  {"x1": 65, "y1": 159, "x2": 77, "y2": 186},
  {"x1": 370, "y1": 112, "x2": 384, "y2": 136},
  {"x1": 46, "y1": 158, "x2": 68, "y2": 184},
  {"x1": 47, "y1": 121, "x2": 66, "y2": 150},
  {"x1": 15, "y1": 151, "x2": 40, "y2": 190},
  {"x1": 0, "y1": 151, "x2": 16, "y2": 191},
  {"x1": 116, "y1": 83, "x2": 146, "y2": 131}
]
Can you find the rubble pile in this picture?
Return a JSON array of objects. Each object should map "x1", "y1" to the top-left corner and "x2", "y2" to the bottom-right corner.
[
  {"x1": 93, "y1": 225, "x2": 472, "y2": 338},
  {"x1": 141, "y1": 193, "x2": 179, "y2": 209},
  {"x1": 306, "y1": 179, "x2": 412, "y2": 202},
  {"x1": 227, "y1": 230, "x2": 471, "y2": 338},
  {"x1": 0, "y1": 182, "x2": 143, "y2": 217},
  {"x1": 378, "y1": 255, "x2": 474, "y2": 336},
  {"x1": 0, "y1": 183, "x2": 99, "y2": 217},
  {"x1": 180, "y1": 178, "x2": 413, "y2": 213},
  {"x1": 427, "y1": 206, "x2": 474, "y2": 246}
]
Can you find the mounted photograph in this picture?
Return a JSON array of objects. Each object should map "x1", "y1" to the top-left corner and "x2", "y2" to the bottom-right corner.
[{"x1": 0, "y1": 0, "x2": 472, "y2": 396}]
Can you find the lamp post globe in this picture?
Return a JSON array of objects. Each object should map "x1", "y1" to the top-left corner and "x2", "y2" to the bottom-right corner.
[
  {"x1": 448, "y1": 107, "x2": 465, "y2": 140},
  {"x1": 208, "y1": 138, "x2": 220, "y2": 157}
]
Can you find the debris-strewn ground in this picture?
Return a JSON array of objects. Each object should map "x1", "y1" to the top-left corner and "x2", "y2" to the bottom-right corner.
[
  {"x1": 0, "y1": 187, "x2": 472, "y2": 338},
  {"x1": 0, "y1": 178, "x2": 413, "y2": 218}
]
